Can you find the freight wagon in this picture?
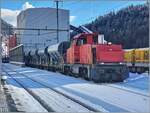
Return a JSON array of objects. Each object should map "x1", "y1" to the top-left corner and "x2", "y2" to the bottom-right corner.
[
  {"x1": 25, "y1": 32, "x2": 129, "y2": 83},
  {"x1": 124, "y1": 48, "x2": 149, "y2": 73}
]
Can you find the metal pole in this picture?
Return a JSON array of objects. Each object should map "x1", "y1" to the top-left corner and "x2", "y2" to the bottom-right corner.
[
  {"x1": 0, "y1": 35, "x2": 2, "y2": 85},
  {"x1": 56, "y1": 0, "x2": 59, "y2": 43},
  {"x1": 0, "y1": 16, "x2": 1, "y2": 85}
]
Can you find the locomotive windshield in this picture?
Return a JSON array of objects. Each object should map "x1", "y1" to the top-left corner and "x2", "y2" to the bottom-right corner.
[
  {"x1": 93, "y1": 35, "x2": 98, "y2": 44},
  {"x1": 76, "y1": 37, "x2": 87, "y2": 46}
]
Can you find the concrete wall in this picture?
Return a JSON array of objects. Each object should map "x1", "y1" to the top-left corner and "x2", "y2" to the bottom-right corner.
[{"x1": 17, "y1": 8, "x2": 70, "y2": 53}]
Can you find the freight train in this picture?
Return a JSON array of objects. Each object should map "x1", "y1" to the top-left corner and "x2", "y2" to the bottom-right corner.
[
  {"x1": 24, "y1": 32, "x2": 129, "y2": 83},
  {"x1": 8, "y1": 25, "x2": 149, "y2": 82},
  {"x1": 124, "y1": 48, "x2": 149, "y2": 74}
]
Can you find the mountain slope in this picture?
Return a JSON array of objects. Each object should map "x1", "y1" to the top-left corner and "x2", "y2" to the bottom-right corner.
[{"x1": 84, "y1": 4, "x2": 149, "y2": 49}]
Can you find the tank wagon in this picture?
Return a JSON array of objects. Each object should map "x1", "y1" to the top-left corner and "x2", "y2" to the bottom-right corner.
[
  {"x1": 25, "y1": 33, "x2": 129, "y2": 83},
  {"x1": 124, "y1": 48, "x2": 149, "y2": 73}
]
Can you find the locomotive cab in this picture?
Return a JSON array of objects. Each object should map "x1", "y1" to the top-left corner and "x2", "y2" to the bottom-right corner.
[
  {"x1": 67, "y1": 33, "x2": 125, "y2": 64},
  {"x1": 65, "y1": 33, "x2": 129, "y2": 82},
  {"x1": 71, "y1": 33, "x2": 98, "y2": 46}
]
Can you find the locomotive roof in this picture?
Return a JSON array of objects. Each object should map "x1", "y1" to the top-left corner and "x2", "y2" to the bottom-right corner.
[{"x1": 73, "y1": 33, "x2": 98, "y2": 40}]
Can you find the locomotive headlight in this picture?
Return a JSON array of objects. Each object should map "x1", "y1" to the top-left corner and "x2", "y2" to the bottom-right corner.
[
  {"x1": 101, "y1": 62, "x2": 104, "y2": 64},
  {"x1": 108, "y1": 42, "x2": 112, "y2": 45},
  {"x1": 119, "y1": 62, "x2": 123, "y2": 64}
]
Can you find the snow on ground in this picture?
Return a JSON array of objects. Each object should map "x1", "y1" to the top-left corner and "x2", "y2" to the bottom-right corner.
[
  {"x1": 2, "y1": 72, "x2": 48, "y2": 112},
  {"x1": 2, "y1": 63, "x2": 150, "y2": 112},
  {"x1": 109, "y1": 72, "x2": 149, "y2": 96},
  {"x1": 2, "y1": 65, "x2": 91, "y2": 112},
  {"x1": 119, "y1": 72, "x2": 148, "y2": 91}
]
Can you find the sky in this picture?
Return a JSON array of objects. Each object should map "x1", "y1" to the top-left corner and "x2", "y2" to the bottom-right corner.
[{"x1": 1, "y1": 0, "x2": 146, "y2": 27}]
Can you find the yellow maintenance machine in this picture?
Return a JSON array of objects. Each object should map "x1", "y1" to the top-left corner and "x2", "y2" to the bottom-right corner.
[{"x1": 124, "y1": 48, "x2": 149, "y2": 73}]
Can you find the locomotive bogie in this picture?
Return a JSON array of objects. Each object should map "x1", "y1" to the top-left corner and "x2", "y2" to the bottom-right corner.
[
  {"x1": 63, "y1": 63, "x2": 129, "y2": 82},
  {"x1": 91, "y1": 64, "x2": 129, "y2": 83}
]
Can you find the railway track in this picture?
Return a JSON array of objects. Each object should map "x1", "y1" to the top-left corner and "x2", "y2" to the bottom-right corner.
[
  {"x1": 2, "y1": 66, "x2": 99, "y2": 112},
  {"x1": 104, "y1": 84, "x2": 149, "y2": 97},
  {"x1": 2, "y1": 68, "x2": 53, "y2": 112},
  {"x1": 3, "y1": 64, "x2": 149, "y2": 112}
]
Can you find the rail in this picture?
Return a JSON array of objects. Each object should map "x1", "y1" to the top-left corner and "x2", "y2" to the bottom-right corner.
[{"x1": 2, "y1": 66, "x2": 100, "y2": 112}]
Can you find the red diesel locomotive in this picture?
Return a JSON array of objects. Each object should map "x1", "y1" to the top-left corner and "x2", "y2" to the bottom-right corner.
[{"x1": 63, "y1": 33, "x2": 129, "y2": 82}]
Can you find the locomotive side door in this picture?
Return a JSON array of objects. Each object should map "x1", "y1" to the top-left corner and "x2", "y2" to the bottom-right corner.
[{"x1": 92, "y1": 47, "x2": 96, "y2": 64}]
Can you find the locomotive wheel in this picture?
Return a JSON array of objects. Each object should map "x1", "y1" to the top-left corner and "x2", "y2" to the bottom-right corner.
[
  {"x1": 131, "y1": 67, "x2": 136, "y2": 73},
  {"x1": 93, "y1": 78, "x2": 99, "y2": 83},
  {"x1": 64, "y1": 66, "x2": 70, "y2": 75},
  {"x1": 83, "y1": 68, "x2": 88, "y2": 80},
  {"x1": 79, "y1": 67, "x2": 83, "y2": 77},
  {"x1": 52, "y1": 67, "x2": 56, "y2": 72},
  {"x1": 137, "y1": 67, "x2": 143, "y2": 74}
]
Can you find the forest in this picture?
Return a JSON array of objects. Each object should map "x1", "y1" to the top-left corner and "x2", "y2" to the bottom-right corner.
[{"x1": 83, "y1": 4, "x2": 149, "y2": 49}]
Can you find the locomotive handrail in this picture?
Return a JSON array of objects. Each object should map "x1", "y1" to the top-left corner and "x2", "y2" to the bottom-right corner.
[{"x1": 9, "y1": 44, "x2": 23, "y2": 51}]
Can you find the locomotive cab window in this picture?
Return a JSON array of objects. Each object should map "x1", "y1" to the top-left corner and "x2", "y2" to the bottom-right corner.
[
  {"x1": 76, "y1": 37, "x2": 87, "y2": 46},
  {"x1": 93, "y1": 35, "x2": 98, "y2": 44},
  {"x1": 71, "y1": 39, "x2": 76, "y2": 46}
]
